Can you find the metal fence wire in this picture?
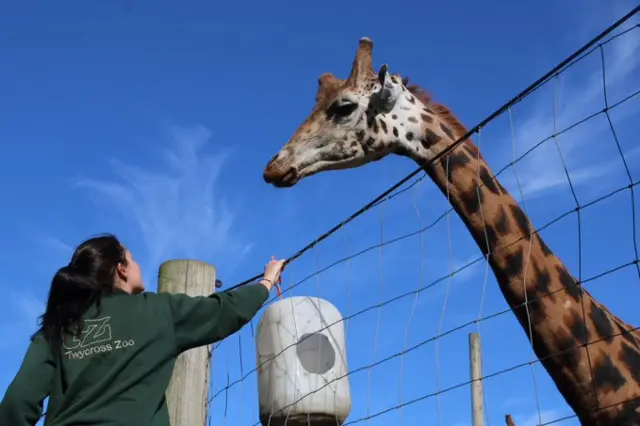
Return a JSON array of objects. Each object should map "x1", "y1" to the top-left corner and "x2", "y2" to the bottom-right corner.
[{"x1": 207, "y1": 8, "x2": 640, "y2": 426}]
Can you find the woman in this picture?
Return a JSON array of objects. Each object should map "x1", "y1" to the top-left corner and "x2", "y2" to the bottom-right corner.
[{"x1": 0, "y1": 234, "x2": 285, "y2": 426}]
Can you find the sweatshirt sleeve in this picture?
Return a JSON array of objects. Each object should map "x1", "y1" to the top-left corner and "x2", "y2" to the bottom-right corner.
[
  {"x1": 160, "y1": 283, "x2": 270, "y2": 353},
  {"x1": 0, "y1": 332, "x2": 54, "y2": 426}
]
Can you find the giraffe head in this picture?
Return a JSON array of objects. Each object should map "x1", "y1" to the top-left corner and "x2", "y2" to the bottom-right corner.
[{"x1": 263, "y1": 37, "x2": 439, "y2": 188}]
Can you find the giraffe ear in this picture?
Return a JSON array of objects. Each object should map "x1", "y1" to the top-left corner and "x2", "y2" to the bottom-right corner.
[
  {"x1": 377, "y1": 64, "x2": 388, "y2": 86},
  {"x1": 375, "y1": 64, "x2": 401, "y2": 110}
]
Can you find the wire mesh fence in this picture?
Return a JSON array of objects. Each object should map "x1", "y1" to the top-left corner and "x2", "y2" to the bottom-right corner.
[{"x1": 206, "y1": 9, "x2": 640, "y2": 426}]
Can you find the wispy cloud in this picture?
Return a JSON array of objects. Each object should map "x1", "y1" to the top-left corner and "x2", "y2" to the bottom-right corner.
[
  {"x1": 450, "y1": 254, "x2": 484, "y2": 282},
  {"x1": 22, "y1": 226, "x2": 74, "y2": 258},
  {"x1": 75, "y1": 124, "x2": 253, "y2": 277},
  {"x1": 413, "y1": 254, "x2": 484, "y2": 306},
  {"x1": 498, "y1": 17, "x2": 640, "y2": 200},
  {"x1": 38, "y1": 235, "x2": 73, "y2": 255},
  {"x1": 12, "y1": 293, "x2": 45, "y2": 326},
  {"x1": 0, "y1": 292, "x2": 45, "y2": 348}
]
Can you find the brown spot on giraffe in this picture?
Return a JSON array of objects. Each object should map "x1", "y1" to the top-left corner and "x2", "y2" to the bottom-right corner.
[
  {"x1": 440, "y1": 122, "x2": 455, "y2": 140},
  {"x1": 464, "y1": 143, "x2": 481, "y2": 159},
  {"x1": 441, "y1": 150, "x2": 471, "y2": 184},
  {"x1": 535, "y1": 232, "x2": 553, "y2": 257},
  {"x1": 421, "y1": 113, "x2": 433, "y2": 123},
  {"x1": 509, "y1": 204, "x2": 532, "y2": 241},
  {"x1": 620, "y1": 343, "x2": 640, "y2": 383},
  {"x1": 621, "y1": 325, "x2": 640, "y2": 350},
  {"x1": 593, "y1": 356, "x2": 627, "y2": 393},
  {"x1": 379, "y1": 119, "x2": 388, "y2": 134},
  {"x1": 502, "y1": 246, "x2": 524, "y2": 285},
  {"x1": 484, "y1": 224, "x2": 499, "y2": 253},
  {"x1": 591, "y1": 300, "x2": 615, "y2": 343},
  {"x1": 421, "y1": 129, "x2": 441, "y2": 150},
  {"x1": 495, "y1": 205, "x2": 511, "y2": 235},
  {"x1": 262, "y1": 37, "x2": 640, "y2": 424},
  {"x1": 479, "y1": 166, "x2": 502, "y2": 196},
  {"x1": 565, "y1": 310, "x2": 591, "y2": 346},
  {"x1": 555, "y1": 265, "x2": 583, "y2": 302}
]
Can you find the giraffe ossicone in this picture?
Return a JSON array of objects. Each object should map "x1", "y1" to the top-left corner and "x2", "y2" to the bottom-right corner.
[{"x1": 263, "y1": 37, "x2": 640, "y2": 425}]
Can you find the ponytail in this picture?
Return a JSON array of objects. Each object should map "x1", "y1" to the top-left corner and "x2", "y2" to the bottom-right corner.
[
  {"x1": 35, "y1": 234, "x2": 126, "y2": 350},
  {"x1": 38, "y1": 266, "x2": 101, "y2": 349}
]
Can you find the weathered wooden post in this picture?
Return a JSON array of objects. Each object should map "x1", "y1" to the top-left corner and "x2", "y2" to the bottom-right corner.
[
  {"x1": 158, "y1": 259, "x2": 216, "y2": 426},
  {"x1": 469, "y1": 332, "x2": 485, "y2": 426}
]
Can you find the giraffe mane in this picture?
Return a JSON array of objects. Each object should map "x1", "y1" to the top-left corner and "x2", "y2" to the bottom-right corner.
[{"x1": 402, "y1": 76, "x2": 470, "y2": 140}]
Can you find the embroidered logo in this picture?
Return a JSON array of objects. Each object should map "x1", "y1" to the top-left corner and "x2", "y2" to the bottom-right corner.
[{"x1": 63, "y1": 316, "x2": 135, "y2": 360}]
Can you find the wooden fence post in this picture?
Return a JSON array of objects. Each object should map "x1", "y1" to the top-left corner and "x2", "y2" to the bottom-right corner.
[
  {"x1": 158, "y1": 259, "x2": 216, "y2": 426},
  {"x1": 469, "y1": 332, "x2": 485, "y2": 426}
]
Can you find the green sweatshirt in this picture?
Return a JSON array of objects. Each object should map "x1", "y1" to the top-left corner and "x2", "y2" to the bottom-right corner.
[{"x1": 0, "y1": 283, "x2": 269, "y2": 426}]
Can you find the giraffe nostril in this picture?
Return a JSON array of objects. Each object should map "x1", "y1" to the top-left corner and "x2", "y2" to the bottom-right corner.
[
  {"x1": 281, "y1": 168, "x2": 297, "y2": 184},
  {"x1": 268, "y1": 153, "x2": 280, "y2": 166}
]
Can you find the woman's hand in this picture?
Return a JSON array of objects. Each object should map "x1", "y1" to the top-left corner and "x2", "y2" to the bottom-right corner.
[{"x1": 259, "y1": 257, "x2": 286, "y2": 292}]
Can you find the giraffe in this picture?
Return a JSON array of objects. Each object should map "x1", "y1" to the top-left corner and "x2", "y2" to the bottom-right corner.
[{"x1": 262, "y1": 38, "x2": 640, "y2": 425}]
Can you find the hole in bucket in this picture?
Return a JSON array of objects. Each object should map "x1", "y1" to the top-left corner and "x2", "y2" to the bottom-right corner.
[{"x1": 296, "y1": 332, "x2": 336, "y2": 375}]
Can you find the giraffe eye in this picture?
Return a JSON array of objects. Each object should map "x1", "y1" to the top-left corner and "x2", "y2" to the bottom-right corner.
[{"x1": 327, "y1": 102, "x2": 358, "y2": 120}]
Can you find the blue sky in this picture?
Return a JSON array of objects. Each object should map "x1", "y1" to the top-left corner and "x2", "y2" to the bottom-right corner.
[{"x1": 1, "y1": 1, "x2": 639, "y2": 426}]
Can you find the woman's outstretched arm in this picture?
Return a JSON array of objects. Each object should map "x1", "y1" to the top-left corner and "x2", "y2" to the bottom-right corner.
[{"x1": 159, "y1": 257, "x2": 285, "y2": 353}]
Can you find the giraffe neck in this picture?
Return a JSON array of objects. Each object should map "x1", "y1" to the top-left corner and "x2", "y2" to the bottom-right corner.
[{"x1": 395, "y1": 115, "x2": 640, "y2": 423}]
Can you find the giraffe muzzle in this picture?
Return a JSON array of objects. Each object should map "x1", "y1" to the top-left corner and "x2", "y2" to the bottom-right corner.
[{"x1": 263, "y1": 166, "x2": 298, "y2": 188}]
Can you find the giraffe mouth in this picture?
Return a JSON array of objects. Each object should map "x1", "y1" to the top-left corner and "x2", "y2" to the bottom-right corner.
[{"x1": 272, "y1": 168, "x2": 298, "y2": 188}]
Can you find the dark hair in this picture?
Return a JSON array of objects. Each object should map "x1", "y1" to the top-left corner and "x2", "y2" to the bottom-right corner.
[{"x1": 36, "y1": 234, "x2": 127, "y2": 350}]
